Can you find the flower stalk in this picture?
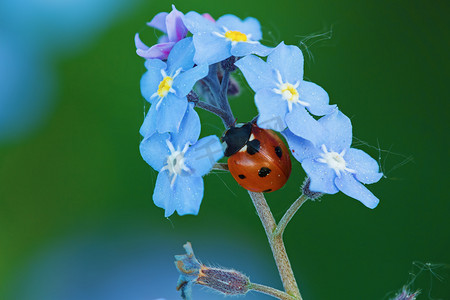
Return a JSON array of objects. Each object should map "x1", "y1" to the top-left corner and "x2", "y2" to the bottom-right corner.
[{"x1": 248, "y1": 191, "x2": 302, "y2": 300}]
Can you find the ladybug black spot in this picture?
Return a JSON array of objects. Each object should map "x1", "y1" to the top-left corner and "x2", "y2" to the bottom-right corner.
[
  {"x1": 258, "y1": 167, "x2": 272, "y2": 177},
  {"x1": 263, "y1": 189, "x2": 272, "y2": 193},
  {"x1": 275, "y1": 146, "x2": 282, "y2": 158},
  {"x1": 238, "y1": 174, "x2": 246, "y2": 179},
  {"x1": 247, "y1": 139, "x2": 260, "y2": 155}
]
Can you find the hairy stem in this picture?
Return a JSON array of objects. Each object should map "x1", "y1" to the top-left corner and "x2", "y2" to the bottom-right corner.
[
  {"x1": 274, "y1": 194, "x2": 308, "y2": 238},
  {"x1": 194, "y1": 101, "x2": 230, "y2": 124},
  {"x1": 249, "y1": 283, "x2": 297, "y2": 300},
  {"x1": 248, "y1": 191, "x2": 302, "y2": 300}
]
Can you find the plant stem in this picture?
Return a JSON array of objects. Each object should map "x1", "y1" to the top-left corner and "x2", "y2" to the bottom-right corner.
[
  {"x1": 273, "y1": 194, "x2": 308, "y2": 238},
  {"x1": 194, "y1": 101, "x2": 230, "y2": 124},
  {"x1": 249, "y1": 283, "x2": 297, "y2": 300},
  {"x1": 248, "y1": 191, "x2": 302, "y2": 300}
]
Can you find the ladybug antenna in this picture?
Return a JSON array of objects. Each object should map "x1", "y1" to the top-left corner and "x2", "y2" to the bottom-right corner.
[{"x1": 250, "y1": 115, "x2": 259, "y2": 125}]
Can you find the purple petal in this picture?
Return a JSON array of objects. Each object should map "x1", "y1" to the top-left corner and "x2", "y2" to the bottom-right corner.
[
  {"x1": 299, "y1": 81, "x2": 336, "y2": 116},
  {"x1": 137, "y1": 42, "x2": 175, "y2": 60},
  {"x1": 231, "y1": 42, "x2": 273, "y2": 58},
  {"x1": 134, "y1": 33, "x2": 149, "y2": 51},
  {"x1": 285, "y1": 105, "x2": 325, "y2": 146},
  {"x1": 267, "y1": 42, "x2": 304, "y2": 84},
  {"x1": 282, "y1": 129, "x2": 320, "y2": 162},
  {"x1": 345, "y1": 148, "x2": 383, "y2": 184},
  {"x1": 216, "y1": 15, "x2": 263, "y2": 41},
  {"x1": 202, "y1": 13, "x2": 215, "y2": 22},
  {"x1": 155, "y1": 95, "x2": 187, "y2": 133},
  {"x1": 185, "y1": 135, "x2": 224, "y2": 177},
  {"x1": 235, "y1": 55, "x2": 277, "y2": 92},
  {"x1": 166, "y1": 5, "x2": 188, "y2": 42},
  {"x1": 147, "y1": 12, "x2": 168, "y2": 33},
  {"x1": 334, "y1": 172, "x2": 380, "y2": 209},
  {"x1": 171, "y1": 103, "x2": 201, "y2": 147},
  {"x1": 139, "y1": 132, "x2": 170, "y2": 171},
  {"x1": 318, "y1": 109, "x2": 352, "y2": 153},
  {"x1": 302, "y1": 158, "x2": 339, "y2": 194},
  {"x1": 255, "y1": 89, "x2": 288, "y2": 131}
]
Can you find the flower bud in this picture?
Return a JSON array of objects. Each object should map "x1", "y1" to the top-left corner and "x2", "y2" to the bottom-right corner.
[
  {"x1": 391, "y1": 287, "x2": 420, "y2": 300},
  {"x1": 302, "y1": 177, "x2": 323, "y2": 200},
  {"x1": 175, "y1": 242, "x2": 250, "y2": 299}
]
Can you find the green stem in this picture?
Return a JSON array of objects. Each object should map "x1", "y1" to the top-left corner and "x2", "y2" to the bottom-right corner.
[
  {"x1": 249, "y1": 283, "x2": 297, "y2": 300},
  {"x1": 248, "y1": 191, "x2": 302, "y2": 300},
  {"x1": 273, "y1": 194, "x2": 308, "y2": 238}
]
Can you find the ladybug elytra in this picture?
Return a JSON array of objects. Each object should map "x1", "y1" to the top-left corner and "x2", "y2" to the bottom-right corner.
[{"x1": 222, "y1": 122, "x2": 291, "y2": 193}]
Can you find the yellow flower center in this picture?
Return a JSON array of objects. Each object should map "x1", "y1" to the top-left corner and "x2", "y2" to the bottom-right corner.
[
  {"x1": 224, "y1": 30, "x2": 248, "y2": 42},
  {"x1": 157, "y1": 76, "x2": 173, "y2": 98},
  {"x1": 280, "y1": 84, "x2": 299, "y2": 102}
]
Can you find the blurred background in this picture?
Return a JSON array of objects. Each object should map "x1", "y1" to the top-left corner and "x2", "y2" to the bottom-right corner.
[{"x1": 0, "y1": 0, "x2": 448, "y2": 299}]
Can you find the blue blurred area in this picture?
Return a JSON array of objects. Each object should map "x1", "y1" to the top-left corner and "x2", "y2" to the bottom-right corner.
[
  {"x1": 7, "y1": 231, "x2": 275, "y2": 300},
  {"x1": 0, "y1": 0, "x2": 139, "y2": 143}
]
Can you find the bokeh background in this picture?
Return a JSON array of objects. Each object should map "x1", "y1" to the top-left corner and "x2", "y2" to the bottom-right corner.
[{"x1": 0, "y1": 0, "x2": 448, "y2": 299}]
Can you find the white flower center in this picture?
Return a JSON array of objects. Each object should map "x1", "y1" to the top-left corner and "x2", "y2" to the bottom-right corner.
[
  {"x1": 151, "y1": 68, "x2": 182, "y2": 110},
  {"x1": 317, "y1": 144, "x2": 355, "y2": 177},
  {"x1": 272, "y1": 70, "x2": 310, "y2": 112},
  {"x1": 161, "y1": 140, "x2": 190, "y2": 187}
]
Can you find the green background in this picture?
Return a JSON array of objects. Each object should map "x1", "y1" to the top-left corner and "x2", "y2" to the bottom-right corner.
[{"x1": 0, "y1": 0, "x2": 448, "y2": 299}]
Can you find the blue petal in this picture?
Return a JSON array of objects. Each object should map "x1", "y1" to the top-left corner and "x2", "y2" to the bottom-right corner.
[
  {"x1": 183, "y1": 11, "x2": 217, "y2": 34},
  {"x1": 282, "y1": 129, "x2": 320, "y2": 162},
  {"x1": 153, "y1": 170, "x2": 204, "y2": 217},
  {"x1": 147, "y1": 12, "x2": 168, "y2": 33},
  {"x1": 140, "y1": 66, "x2": 163, "y2": 104},
  {"x1": 267, "y1": 42, "x2": 304, "y2": 84},
  {"x1": 299, "y1": 81, "x2": 336, "y2": 116},
  {"x1": 318, "y1": 109, "x2": 352, "y2": 153},
  {"x1": 185, "y1": 135, "x2": 224, "y2": 177},
  {"x1": 139, "y1": 132, "x2": 170, "y2": 171},
  {"x1": 155, "y1": 94, "x2": 187, "y2": 133},
  {"x1": 216, "y1": 15, "x2": 263, "y2": 40},
  {"x1": 255, "y1": 89, "x2": 288, "y2": 131},
  {"x1": 334, "y1": 172, "x2": 380, "y2": 209},
  {"x1": 174, "y1": 64, "x2": 208, "y2": 97},
  {"x1": 231, "y1": 42, "x2": 273, "y2": 58},
  {"x1": 285, "y1": 105, "x2": 325, "y2": 146},
  {"x1": 235, "y1": 55, "x2": 277, "y2": 92},
  {"x1": 140, "y1": 104, "x2": 157, "y2": 137},
  {"x1": 345, "y1": 148, "x2": 383, "y2": 184},
  {"x1": 192, "y1": 33, "x2": 231, "y2": 65},
  {"x1": 167, "y1": 37, "x2": 195, "y2": 73},
  {"x1": 171, "y1": 103, "x2": 201, "y2": 147},
  {"x1": 302, "y1": 158, "x2": 339, "y2": 194},
  {"x1": 144, "y1": 58, "x2": 166, "y2": 70}
]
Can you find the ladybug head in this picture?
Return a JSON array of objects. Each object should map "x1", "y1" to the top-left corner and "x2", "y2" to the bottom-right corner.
[{"x1": 221, "y1": 122, "x2": 252, "y2": 157}]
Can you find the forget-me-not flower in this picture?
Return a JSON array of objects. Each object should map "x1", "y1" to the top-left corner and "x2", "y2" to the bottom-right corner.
[
  {"x1": 183, "y1": 12, "x2": 272, "y2": 65},
  {"x1": 140, "y1": 103, "x2": 224, "y2": 217},
  {"x1": 140, "y1": 37, "x2": 208, "y2": 135},
  {"x1": 283, "y1": 110, "x2": 383, "y2": 209},
  {"x1": 135, "y1": 5, "x2": 188, "y2": 60},
  {"x1": 235, "y1": 42, "x2": 335, "y2": 146}
]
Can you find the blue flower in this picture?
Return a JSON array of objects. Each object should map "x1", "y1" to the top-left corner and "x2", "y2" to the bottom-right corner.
[
  {"x1": 183, "y1": 12, "x2": 272, "y2": 65},
  {"x1": 235, "y1": 42, "x2": 336, "y2": 145},
  {"x1": 283, "y1": 110, "x2": 383, "y2": 209},
  {"x1": 140, "y1": 37, "x2": 208, "y2": 135},
  {"x1": 140, "y1": 104, "x2": 224, "y2": 217}
]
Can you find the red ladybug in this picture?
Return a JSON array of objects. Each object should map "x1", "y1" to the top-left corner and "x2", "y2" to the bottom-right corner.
[{"x1": 222, "y1": 122, "x2": 291, "y2": 193}]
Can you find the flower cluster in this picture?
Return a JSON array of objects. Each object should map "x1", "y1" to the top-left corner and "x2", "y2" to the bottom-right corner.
[{"x1": 136, "y1": 5, "x2": 383, "y2": 217}]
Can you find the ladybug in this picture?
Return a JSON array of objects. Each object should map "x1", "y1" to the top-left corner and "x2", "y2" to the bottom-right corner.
[{"x1": 221, "y1": 122, "x2": 291, "y2": 193}]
